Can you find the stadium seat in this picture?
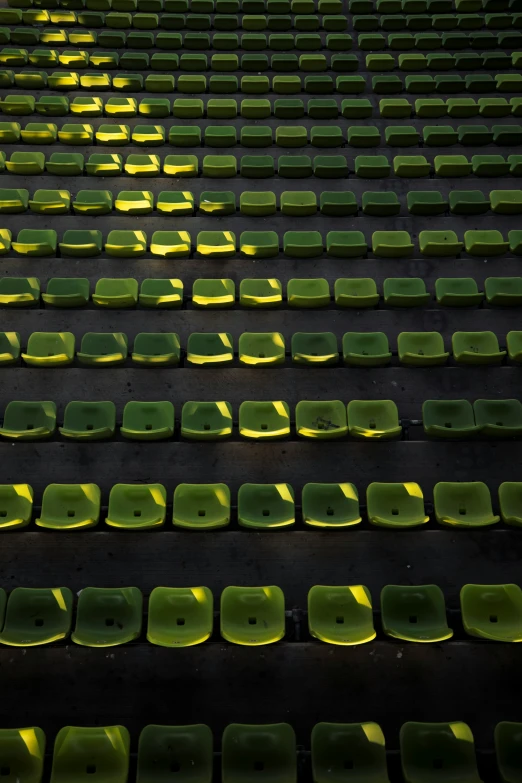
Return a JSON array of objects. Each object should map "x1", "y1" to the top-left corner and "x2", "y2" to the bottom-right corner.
[
  {"x1": 59, "y1": 230, "x2": 102, "y2": 258},
  {"x1": 22, "y1": 332, "x2": 75, "y2": 367},
  {"x1": 291, "y1": 332, "x2": 338, "y2": 366},
  {"x1": 308, "y1": 586, "x2": 376, "y2": 645},
  {"x1": 452, "y1": 331, "x2": 506, "y2": 365},
  {"x1": 0, "y1": 483, "x2": 33, "y2": 528},
  {"x1": 495, "y1": 722, "x2": 522, "y2": 782},
  {"x1": 106, "y1": 484, "x2": 167, "y2": 528},
  {"x1": 0, "y1": 401, "x2": 56, "y2": 441},
  {"x1": 50, "y1": 726, "x2": 131, "y2": 783},
  {"x1": 347, "y1": 400, "x2": 402, "y2": 440},
  {"x1": 36, "y1": 484, "x2": 101, "y2": 530},
  {"x1": 398, "y1": 332, "x2": 449, "y2": 366},
  {"x1": 139, "y1": 279, "x2": 183, "y2": 308},
  {"x1": 12, "y1": 228, "x2": 56, "y2": 256},
  {"x1": 137, "y1": 725, "x2": 213, "y2": 779},
  {"x1": 302, "y1": 483, "x2": 361, "y2": 527},
  {"x1": 77, "y1": 332, "x2": 128, "y2": 366},
  {"x1": 296, "y1": 400, "x2": 348, "y2": 439},
  {"x1": 311, "y1": 723, "x2": 387, "y2": 782},
  {"x1": 366, "y1": 482, "x2": 429, "y2": 527},
  {"x1": 0, "y1": 728, "x2": 45, "y2": 783},
  {"x1": 419, "y1": 230, "x2": 463, "y2": 257},
  {"x1": 186, "y1": 332, "x2": 234, "y2": 366},
  {"x1": 434, "y1": 482, "x2": 500, "y2": 527},
  {"x1": 220, "y1": 587, "x2": 286, "y2": 645},
  {"x1": 343, "y1": 333, "x2": 392, "y2": 366},
  {"x1": 146, "y1": 587, "x2": 214, "y2": 645},
  {"x1": 173, "y1": 483, "x2": 231, "y2": 528},
  {"x1": 474, "y1": 399, "x2": 522, "y2": 437},
  {"x1": 239, "y1": 332, "x2": 285, "y2": 366},
  {"x1": 499, "y1": 483, "x2": 522, "y2": 526},
  {"x1": 335, "y1": 279, "x2": 379, "y2": 308},
  {"x1": 362, "y1": 191, "x2": 400, "y2": 217},
  {"x1": 239, "y1": 278, "x2": 282, "y2": 307},
  {"x1": 384, "y1": 278, "x2": 430, "y2": 306},
  {"x1": 400, "y1": 722, "x2": 481, "y2": 783},
  {"x1": 460, "y1": 584, "x2": 522, "y2": 642},
  {"x1": 372, "y1": 231, "x2": 414, "y2": 258},
  {"x1": 132, "y1": 333, "x2": 181, "y2": 366},
  {"x1": 92, "y1": 279, "x2": 139, "y2": 309},
  {"x1": 0, "y1": 277, "x2": 40, "y2": 307},
  {"x1": 72, "y1": 190, "x2": 113, "y2": 215},
  {"x1": 59, "y1": 401, "x2": 116, "y2": 441},
  {"x1": 121, "y1": 401, "x2": 175, "y2": 441},
  {"x1": 435, "y1": 278, "x2": 484, "y2": 306},
  {"x1": 287, "y1": 278, "x2": 330, "y2": 307},
  {"x1": 238, "y1": 483, "x2": 295, "y2": 528},
  {"x1": 239, "y1": 401, "x2": 291, "y2": 440},
  {"x1": 381, "y1": 585, "x2": 453, "y2": 642},
  {"x1": 181, "y1": 402, "x2": 233, "y2": 441},
  {"x1": 422, "y1": 400, "x2": 479, "y2": 439}
]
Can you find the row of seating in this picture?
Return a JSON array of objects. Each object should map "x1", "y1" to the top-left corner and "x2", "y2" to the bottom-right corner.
[
  {"x1": 3, "y1": 479, "x2": 522, "y2": 528},
  {"x1": 0, "y1": 582, "x2": 520, "y2": 644},
  {"x1": 4, "y1": 121, "x2": 522, "y2": 150},
  {"x1": 354, "y1": 12, "x2": 522, "y2": 28},
  {"x1": 2, "y1": 329, "x2": 522, "y2": 366},
  {"x1": 1, "y1": 721, "x2": 521, "y2": 783},
  {"x1": 6, "y1": 151, "x2": 522, "y2": 180},
  {"x1": 4, "y1": 276, "x2": 521, "y2": 308},
  {"x1": 3, "y1": 226, "x2": 522, "y2": 258}
]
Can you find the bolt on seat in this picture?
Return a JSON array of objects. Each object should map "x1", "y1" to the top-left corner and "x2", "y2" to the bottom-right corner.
[
  {"x1": 222, "y1": 723, "x2": 295, "y2": 780},
  {"x1": 106, "y1": 484, "x2": 167, "y2": 528},
  {"x1": 460, "y1": 584, "x2": 522, "y2": 642},
  {"x1": 0, "y1": 587, "x2": 73, "y2": 645},
  {"x1": 308, "y1": 585, "x2": 376, "y2": 645},
  {"x1": 147, "y1": 588, "x2": 214, "y2": 647},
  {"x1": 181, "y1": 402, "x2": 233, "y2": 441},
  {"x1": 367, "y1": 482, "x2": 429, "y2": 528},
  {"x1": 381, "y1": 584, "x2": 453, "y2": 642},
  {"x1": 121, "y1": 401, "x2": 174, "y2": 441},
  {"x1": 173, "y1": 484, "x2": 230, "y2": 529},
  {"x1": 434, "y1": 481, "x2": 500, "y2": 527},
  {"x1": 238, "y1": 483, "x2": 295, "y2": 528}
]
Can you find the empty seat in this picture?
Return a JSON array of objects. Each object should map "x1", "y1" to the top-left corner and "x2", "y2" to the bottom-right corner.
[
  {"x1": 302, "y1": 483, "x2": 361, "y2": 528},
  {"x1": 121, "y1": 401, "x2": 174, "y2": 441},
  {"x1": 0, "y1": 728, "x2": 45, "y2": 783},
  {"x1": 381, "y1": 585, "x2": 453, "y2": 642},
  {"x1": 73, "y1": 190, "x2": 112, "y2": 215},
  {"x1": 343, "y1": 333, "x2": 392, "y2": 367},
  {"x1": 287, "y1": 279, "x2": 330, "y2": 307},
  {"x1": 464, "y1": 230, "x2": 509, "y2": 256},
  {"x1": 296, "y1": 400, "x2": 348, "y2": 439},
  {"x1": 398, "y1": 332, "x2": 449, "y2": 366},
  {"x1": 238, "y1": 483, "x2": 295, "y2": 528},
  {"x1": 186, "y1": 333, "x2": 234, "y2": 366},
  {"x1": 422, "y1": 400, "x2": 479, "y2": 439},
  {"x1": 434, "y1": 482, "x2": 500, "y2": 527},
  {"x1": 93, "y1": 279, "x2": 138, "y2": 309},
  {"x1": 283, "y1": 231, "x2": 323, "y2": 258},
  {"x1": 419, "y1": 230, "x2": 463, "y2": 257},
  {"x1": 240, "y1": 278, "x2": 282, "y2": 308},
  {"x1": 367, "y1": 482, "x2": 429, "y2": 527},
  {"x1": 0, "y1": 401, "x2": 56, "y2": 441},
  {"x1": 36, "y1": 484, "x2": 101, "y2": 530},
  {"x1": 308, "y1": 586, "x2": 376, "y2": 645},
  {"x1": 12, "y1": 228, "x2": 56, "y2": 256},
  {"x1": 474, "y1": 399, "x2": 522, "y2": 437},
  {"x1": 77, "y1": 333, "x2": 128, "y2": 366},
  {"x1": 499, "y1": 483, "x2": 522, "y2": 527},
  {"x1": 137, "y1": 725, "x2": 213, "y2": 779},
  {"x1": 239, "y1": 332, "x2": 285, "y2": 366},
  {"x1": 42, "y1": 279, "x2": 90, "y2": 308},
  {"x1": 239, "y1": 401, "x2": 291, "y2": 440},
  {"x1": 0, "y1": 277, "x2": 40, "y2": 307},
  {"x1": 0, "y1": 483, "x2": 33, "y2": 528},
  {"x1": 60, "y1": 401, "x2": 116, "y2": 441},
  {"x1": 220, "y1": 587, "x2": 285, "y2": 645},
  {"x1": 146, "y1": 588, "x2": 214, "y2": 646},
  {"x1": 401, "y1": 722, "x2": 481, "y2": 783},
  {"x1": 192, "y1": 279, "x2": 235, "y2": 308},
  {"x1": 435, "y1": 278, "x2": 483, "y2": 307},
  {"x1": 460, "y1": 584, "x2": 522, "y2": 642},
  {"x1": 291, "y1": 333, "x2": 338, "y2": 366},
  {"x1": 132, "y1": 333, "x2": 180, "y2": 367},
  {"x1": 312, "y1": 723, "x2": 387, "y2": 783},
  {"x1": 181, "y1": 402, "x2": 233, "y2": 441},
  {"x1": 452, "y1": 331, "x2": 506, "y2": 365},
  {"x1": 335, "y1": 279, "x2": 379, "y2": 308},
  {"x1": 372, "y1": 231, "x2": 414, "y2": 258},
  {"x1": 106, "y1": 484, "x2": 167, "y2": 529},
  {"x1": 22, "y1": 332, "x2": 74, "y2": 367},
  {"x1": 173, "y1": 484, "x2": 231, "y2": 528},
  {"x1": 51, "y1": 726, "x2": 131, "y2": 782},
  {"x1": 347, "y1": 400, "x2": 402, "y2": 440},
  {"x1": 222, "y1": 723, "x2": 295, "y2": 781}
]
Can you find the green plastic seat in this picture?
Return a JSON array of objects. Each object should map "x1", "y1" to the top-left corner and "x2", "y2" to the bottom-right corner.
[
  {"x1": 35, "y1": 96, "x2": 69, "y2": 117},
  {"x1": 0, "y1": 401, "x2": 56, "y2": 441},
  {"x1": 312, "y1": 723, "x2": 388, "y2": 783},
  {"x1": 490, "y1": 191, "x2": 522, "y2": 216},
  {"x1": 197, "y1": 230, "x2": 236, "y2": 258},
  {"x1": 308, "y1": 586, "x2": 376, "y2": 646},
  {"x1": 367, "y1": 482, "x2": 429, "y2": 528},
  {"x1": 435, "y1": 278, "x2": 483, "y2": 307},
  {"x1": 192, "y1": 279, "x2": 234, "y2": 309},
  {"x1": 495, "y1": 722, "x2": 522, "y2": 783},
  {"x1": 302, "y1": 483, "x2": 361, "y2": 528},
  {"x1": 280, "y1": 191, "x2": 317, "y2": 217},
  {"x1": 132, "y1": 333, "x2": 180, "y2": 367},
  {"x1": 434, "y1": 154, "x2": 472, "y2": 177},
  {"x1": 58, "y1": 229, "x2": 100, "y2": 259},
  {"x1": 238, "y1": 483, "x2": 294, "y2": 529},
  {"x1": 452, "y1": 331, "x2": 506, "y2": 365},
  {"x1": 59, "y1": 401, "x2": 116, "y2": 441},
  {"x1": 238, "y1": 332, "x2": 285, "y2": 367},
  {"x1": 460, "y1": 584, "x2": 522, "y2": 642},
  {"x1": 347, "y1": 400, "x2": 402, "y2": 440},
  {"x1": 139, "y1": 279, "x2": 183, "y2": 308},
  {"x1": 202, "y1": 154, "x2": 237, "y2": 178},
  {"x1": 36, "y1": 484, "x2": 101, "y2": 530},
  {"x1": 0, "y1": 590, "x2": 67, "y2": 649},
  {"x1": 121, "y1": 401, "x2": 174, "y2": 441},
  {"x1": 434, "y1": 482, "x2": 500, "y2": 527},
  {"x1": 137, "y1": 725, "x2": 213, "y2": 780},
  {"x1": 186, "y1": 333, "x2": 233, "y2": 366},
  {"x1": 105, "y1": 97, "x2": 137, "y2": 117},
  {"x1": 147, "y1": 588, "x2": 214, "y2": 647},
  {"x1": 239, "y1": 191, "x2": 276, "y2": 217},
  {"x1": 423, "y1": 400, "x2": 478, "y2": 439},
  {"x1": 287, "y1": 278, "x2": 330, "y2": 307},
  {"x1": 77, "y1": 333, "x2": 128, "y2": 366},
  {"x1": 507, "y1": 331, "x2": 522, "y2": 362},
  {"x1": 398, "y1": 332, "x2": 449, "y2": 366},
  {"x1": 335, "y1": 279, "x2": 379, "y2": 308},
  {"x1": 283, "y1": 230, "x2": 323, "y2": 258},
  {"x1": 362, "y1": 191, "x2": 400, "y2": 217},
  {"x1": 22, "y1": 332, "x2": 74, "y2": 367},
  {"x1": 181, "y1": 402, "x2": 233, "y2": 441},
  {"x1": 0, "y1": 277, "x2": 40, "y2": 307},
  {"x1": 401, "y1": 722, "x2": 481, "y2": 783},
  {"x1": 220, "y1": 587, "x2": 286, "y2": 645},
  {"x1": 27, "y1": 189, "x2": 70, "y2": 215},
  {"x1": 114, "y1": 192, "x2": 153, "y2": 216},
  {"x1": 449, "y1": 190, "x2": 490, "y2": 216},
  {"x1": 291, "y1": 332, "x2": 338, "y2": 366},
  {"x1": 173, "y1": 484, "x2": 230, "y2": 529},
  {"x1": 198, "y1": 191, "x2": 236, "y2": 216},
  {"x1": 296, "y1": 400, "x2": 348, "y2": 440},
  {"x1": 50, "y1": 726, "x2": 131, "y2": 783},
  {"x1": 93, "y1": 279, "x2": 138, "y2": 310},
  {"x1": 0, "y1": 728, "x2": 45, "y2": 783},
  {"x1": 464, "y1": 230, "x2": 509, "y2": 256},
  {"x1": 0, "y1": 483, "x2": 33, "y2": 528},
  {"x1": 222, "y1": 723, "x2": 295, "y2": 781},
  {"x1": 239, "y1": 278, "x2": 282, "y2": 308},
  {"x1": 156, "y1": 191, "x2": 194, "y2": 215},
  {"x1": 150, "y1": 231, "x2": 191, "y2": 258},
  {"x1": 327, "y1": 231, "x2": 367, "y2": 259},
  {"x1": 383, "y1": 277, "x2": 431, "y2": 307},
  {"x1": 85, "y1": 153, "x2": 123, "y2": 176},
  {"x1": 474, "y1": 399, "x2": 522, "y2": 437},
  {"x1": 106, "y1": 484, "x2": 167, "y2": 529},
  {"x1": 372, "y1": 231, "x2": 414, "y2": 258},
  {"x1": 381, "y1": 585, "x2": 453, "y2": 642},
  {"x1": 499, "y1": 483, "x2": 522, "y2": 526},
  {"x1": 419, "y1": 230, "x2": 463, "y2": 257},
  {"x1": 239, "y1": 401, "x2": 291, "y2": 440},
  {"x1": 343, "y1": 333, "x2": 392, "y2": 367},
  {"x1": 0, "y1": 188, "x2": 28, "y2": 214},
  {"x1": 0, "y1": 332, "x2": 21, "y2": 366},
  {"x1": 105, "y1": 229, "x2": 147, "y2": 258},
  {"x1": 124, "y1": 154, "x2": 161, "y2": 177},
  {"x1": 320, "y1": 192, "x2": 358, "y2": 216},
  {"x1": 72, "y1": 190, "x2": 112, "y2": 215},
  {"x1": 12, "y1": 228, "x2": 56, "y2": 257}
]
